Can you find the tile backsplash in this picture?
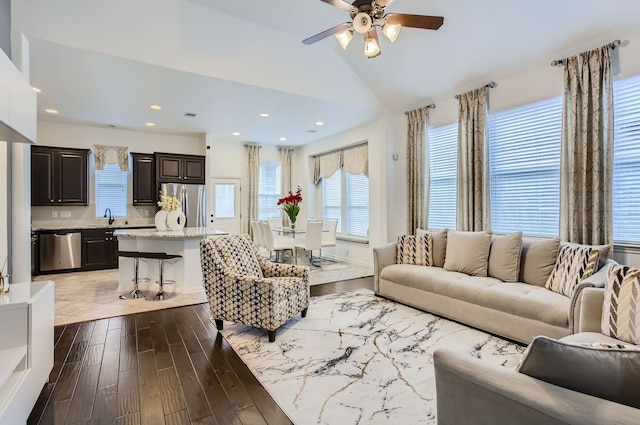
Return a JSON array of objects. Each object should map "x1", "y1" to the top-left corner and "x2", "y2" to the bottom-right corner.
[{"x1": 32, "y1": 204, "x2": 155, "y2": 229}]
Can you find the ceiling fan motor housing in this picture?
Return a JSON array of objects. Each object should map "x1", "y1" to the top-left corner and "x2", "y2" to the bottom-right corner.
[{"x1": 353, "y1": 12, "x2": 373, "y2": 33}]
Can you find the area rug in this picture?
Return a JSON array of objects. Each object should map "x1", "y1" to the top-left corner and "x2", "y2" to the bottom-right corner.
[{"x1": 222, "y1": 289, "x2": 526, "y2": 425}]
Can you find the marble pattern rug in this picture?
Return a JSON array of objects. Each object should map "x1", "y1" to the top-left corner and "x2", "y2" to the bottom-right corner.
[{"x1": 222, "y1": 289, "x2": 526, "y2": 425}]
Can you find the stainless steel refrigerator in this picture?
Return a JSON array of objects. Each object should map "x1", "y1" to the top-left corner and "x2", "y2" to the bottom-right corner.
[{"x1": 160, "y1": 183, "x2": 206, "y2": 228}]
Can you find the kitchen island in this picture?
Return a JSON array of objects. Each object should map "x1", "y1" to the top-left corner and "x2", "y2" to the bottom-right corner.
[{"x1": 114, "y1": 227, "x2": 227, "y2": 294}]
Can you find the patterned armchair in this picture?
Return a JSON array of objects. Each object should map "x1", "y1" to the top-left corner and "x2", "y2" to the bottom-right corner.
[{"x1": 200, "y1": 234, "x2": 310, "y2": 342}]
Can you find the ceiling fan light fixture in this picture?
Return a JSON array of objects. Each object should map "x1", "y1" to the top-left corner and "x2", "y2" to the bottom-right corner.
[
  {"x1": 353, "y1": 12, "x2": 372, "y2": 34},
  {"x1": 382, "y1": 22, "x2": 401, "y2": 43},
  {"x1": 364, "y1": 34, "x2": 381, "y2": 59},
  {"x1": 335, "y1": 29, "x2": 353, "y2": 49}
]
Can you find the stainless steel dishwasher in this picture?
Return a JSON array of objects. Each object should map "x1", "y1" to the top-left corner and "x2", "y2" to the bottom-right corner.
[{"x1": 39, "y1": 232, "x2": 82, "y2": 272}]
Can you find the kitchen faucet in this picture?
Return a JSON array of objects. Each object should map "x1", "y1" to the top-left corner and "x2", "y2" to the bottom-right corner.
[{"x1": 104, "y1": 208, "x2": 115, "y2": 225}]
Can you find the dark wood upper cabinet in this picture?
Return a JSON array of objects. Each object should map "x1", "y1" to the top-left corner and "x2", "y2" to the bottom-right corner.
[
  {"x1": 131, "y1": 153, "x2": 156, "y2": 205},
  {"x1": 155, "y1": 153, "x2": 205, "y2": 184},
  {"x1": 31, "y1": 146, "x2": 89, "y2": 206}
]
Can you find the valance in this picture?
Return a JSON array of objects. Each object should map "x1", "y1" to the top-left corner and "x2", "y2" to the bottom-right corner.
[
  {"x1": 312, "y1": 143, "x2": 368, "y2": 184},
  {"x1": 94, "y1": 145, "x2": 129, "y2": 172}
]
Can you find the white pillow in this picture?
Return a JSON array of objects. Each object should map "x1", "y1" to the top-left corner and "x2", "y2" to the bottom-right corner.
[{"x1": 443, "y1": 230, "x2": 492, "y2": 277}]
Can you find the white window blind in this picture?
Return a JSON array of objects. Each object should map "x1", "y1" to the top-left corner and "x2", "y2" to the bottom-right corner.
[
  {"x1": 95, "y1": 163, "x2": 127, "y2": 217},
  {"x1": 258, "y1": 160, "x2": 282, "y2": 220},
  {"x1": 613, "y1": 75, "x2": 640, "y2": 244},
  {"x1": 322, "y1": 169, "x2": 369, "y2": 238},
  {"x1": 428, "y1": 123, "x2": 457, "y2": 229},
  {"x1": 488, "y1": 97, "x2": 562, "y2": 236}
]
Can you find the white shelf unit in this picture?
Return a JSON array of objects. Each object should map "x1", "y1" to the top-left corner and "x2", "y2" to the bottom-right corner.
[{"x1": 0, "y1": 281, "x2": 54, "y2": 425}]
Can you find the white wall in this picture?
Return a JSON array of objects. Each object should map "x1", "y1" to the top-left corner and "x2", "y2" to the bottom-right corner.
[
  {"x1": 32, "y1": 120, "x2": 205, "y2": 228},
  {"x1": 0, "y1": 141, "x2": 7, "y2": 276}
]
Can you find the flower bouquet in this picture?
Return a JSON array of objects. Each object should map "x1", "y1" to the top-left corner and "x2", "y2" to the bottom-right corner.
[
  {"x1": 277, "y1": 186, "x2": 302, "y2": 229},
  {"x1": 158, "y1": 193, "x2": 182, "y2": 211}
]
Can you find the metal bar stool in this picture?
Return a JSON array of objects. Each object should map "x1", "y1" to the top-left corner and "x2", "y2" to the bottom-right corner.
[
  {"x1": 118, "y1": 251, "x2": 150, "y2": 299},
  {"x1": 138, "y1": 252, "x2": 182, "y2": 301}
]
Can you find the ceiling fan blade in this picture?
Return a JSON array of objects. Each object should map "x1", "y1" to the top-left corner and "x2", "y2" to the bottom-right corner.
[
  {"x1": 302, "y1": 22, "x2": 353, "y2": 45},
  {"x1": 320, "y1": 0, "x2": 356, "y2": 12},
  {"x1": 385, "y1": 14, "x2": 444, "y2": 30}
]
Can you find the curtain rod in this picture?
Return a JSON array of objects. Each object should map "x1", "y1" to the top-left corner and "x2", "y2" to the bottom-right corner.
[
  {"x1": 551, "y1": 40, "x2": 621, "y2": 67},
  {"x1": 455, "y1": 82, "x2": 497, "y2": 99},
  {"x1": 404, "y1": 104, "x2": 436, "y2": 116},
  {"x1": 312, "y1": 141, "x2": 367, "y2": 159}
]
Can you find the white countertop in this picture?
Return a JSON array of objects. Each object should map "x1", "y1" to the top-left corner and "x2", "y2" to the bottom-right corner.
[
  {"x1": 33, "y1": 222, "x2": 155, "y2": 231},
  {"x1": 114, "y1": 227, "x2": 228, "y2": 239}
]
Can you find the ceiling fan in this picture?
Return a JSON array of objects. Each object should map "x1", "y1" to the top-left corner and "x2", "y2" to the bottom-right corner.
[{"x1": 302, "y1": 0, "x2": 444, "y2": 59}]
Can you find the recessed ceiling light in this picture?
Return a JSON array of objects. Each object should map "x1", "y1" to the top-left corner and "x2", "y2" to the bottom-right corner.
[
  {"x1": 150, "y1": 105, "x2": 162, "y2": 110},
  {"x1": 315, "y1": 121, "x2": 325, "y2": 126},
  {"x1": 232, "y1": 132, "x2": 241, "y2": 136},
  {"x1": 260, "y1": 113, "x2": 270, "y2": 118},
  {"x1": 33, "y1": 87, "x2": 42, "y2": 93},
  {"x1": 145, "y1": 122, "x2": 155, "y2": 127},
  {"x1": 44, "y1": 108, "x2": 58, "y2": 114},
  {"x1": 279, "y1": 137, "x2": 287, "y2": 142}
]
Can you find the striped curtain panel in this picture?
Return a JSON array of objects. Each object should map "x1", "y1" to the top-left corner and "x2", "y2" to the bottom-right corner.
[
  {"x1": 244, "y1": 144, "x2": 261, "y2": 234},
  {"x1": 406, "y1": 107, "x2": 429, "y2": 234},
  {"x1": 279, "y1": 147, "x2": 295, "y2": 226}
]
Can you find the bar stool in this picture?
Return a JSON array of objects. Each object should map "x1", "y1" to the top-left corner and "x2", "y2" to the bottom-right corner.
[
  {"x1": 138, "y1": 252, "x2": 182, "y2": 301},
  {"x1": 118, "y1": 251, "x2": 150, "y2": 299}
]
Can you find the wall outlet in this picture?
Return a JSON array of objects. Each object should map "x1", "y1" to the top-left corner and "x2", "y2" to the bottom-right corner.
[
  {"x1": 60, "y1": 211, "x2": 71, "y2": 218},
  {"x1": 345, "y1": 249, "x2": 349, "y2": 256},
  {"x1": 51, "y1": 211, "x2": 58, "y2": 218}
]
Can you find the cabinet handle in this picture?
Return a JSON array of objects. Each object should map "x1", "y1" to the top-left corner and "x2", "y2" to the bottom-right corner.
[
  {"x1": 50, "y1": 200, "x2": 54, "y2": 203},
  {"x1": 58, "y1": 199, "x2": 61, "y2": 202}
]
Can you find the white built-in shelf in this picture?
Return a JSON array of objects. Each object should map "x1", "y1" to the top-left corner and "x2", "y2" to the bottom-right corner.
[{"x1": 0, "y1": 346, "x2": 28, "y2": 412}]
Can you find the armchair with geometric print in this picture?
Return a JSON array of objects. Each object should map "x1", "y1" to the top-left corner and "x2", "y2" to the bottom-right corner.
[{"x1": 200, "y1": 234, "x2": 310, "y2": 342}]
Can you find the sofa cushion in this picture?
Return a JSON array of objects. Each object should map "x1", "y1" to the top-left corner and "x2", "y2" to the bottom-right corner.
[
  {"x1": 443, "y1": 231, "x2": 492, "y2": 277},
  {"x1": 416, "y1": 228, "x2": 448, "y2": 267},
  {"x1": 396, "y1": 234, "x2": 433, "y2": 266},
  {"x1": 561, "y1": 332, "x2": 640, "y2": 348},
  {"x1": 602, "y1": 264, "x2": 640, "y2": 345},
  {"x1": 545, "y1": 245, "x2": 601, "y2": 297},
  {"x1": 488, "y1": 232, "x2": 523, "y2": 282},
  {"x1": 516, "y1": 335, "x2": 640, "y2": 409},
  {"x1": 518, "y1": 238, "x2": 560, "y2": 287},
  {"x1": 380, "y1": 264, "x2": 467, "y2": 295}
]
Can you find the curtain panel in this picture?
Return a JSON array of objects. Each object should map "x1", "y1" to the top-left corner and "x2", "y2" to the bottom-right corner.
[
  {"x1": 278, "y1": 147, "x2": 295, "y2": 226},
  {"x1": 94, "y1": 144, "x2": 129, "y2": 172},
  {"x1": 406, "y1": 107, "x2": 429, "y2": 233},
  {"x1": 456, "y1": 87, "x2": 490, "y2": 232},
  {"x1": 560, "y1": 45, "x2": 614, "y2": 246},
  {"x1": 244, "y1": 144, "x2": 261, "y2": 234}
]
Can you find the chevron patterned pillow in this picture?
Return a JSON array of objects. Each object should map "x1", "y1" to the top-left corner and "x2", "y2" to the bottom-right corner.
[
  {"x1": 545, "y1": 245, "x2": 601, "y2": 297},
  {"x1": 602, "y1": 264, "x2": 640, "y2": 345},
  {"x1": 396, "y1": 234, "x2": 433, "y2": 266}
]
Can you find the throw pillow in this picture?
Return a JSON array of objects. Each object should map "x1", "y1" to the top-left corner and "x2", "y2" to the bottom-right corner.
[
  {"x1": 516, "y1": 335, "x2": 640, "y2": 409},
  {"x1": 518, "y1": 238, "x2": 560, "y2": 287},
  {"x1": 416, "y1": 228, "x2": 448, "y2": 267},
  {"x1": 396, "y1": 234, "x2": 433, "y2": 266},
  {"x1": 443, "y1": 230, "x2": 492, "y2": 277},
  {"x1": 602, "y1": 264, "x2": 640, "y2": 345},
  {"x1": 488, "y1": 232, "x2": 523, "y2": 282},
  {"x1": 545, "y1": 245, "x2": 601, "y2": 297}
]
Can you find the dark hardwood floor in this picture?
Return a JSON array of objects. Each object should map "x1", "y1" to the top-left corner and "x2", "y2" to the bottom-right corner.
[{"x1": 28, "y1": 276, "x2": 374, "y2": 425}]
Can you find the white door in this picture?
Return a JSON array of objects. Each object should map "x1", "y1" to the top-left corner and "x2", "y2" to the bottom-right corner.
[{"x1": 208, "y1": 178, "x2": 241, "y2": 234}]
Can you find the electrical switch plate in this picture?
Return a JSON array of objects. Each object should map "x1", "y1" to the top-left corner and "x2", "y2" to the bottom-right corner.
[
  {"x1": 60, "y1": 211, "x2": 71, "y2": 218},
  {"x1": 51, "y1": 211, "x2": 58, "y2": 218}
]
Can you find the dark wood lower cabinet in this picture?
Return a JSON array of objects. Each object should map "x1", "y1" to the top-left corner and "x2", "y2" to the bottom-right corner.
[{"x1": 81, "y1": 229, "x2": 118, "y2": 270}]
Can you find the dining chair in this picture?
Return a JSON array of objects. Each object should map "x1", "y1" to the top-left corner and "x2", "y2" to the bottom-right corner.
[
  {"x1": 250, "y1": 220, "x2": 262, "y2": 250},
  {"x1": 268, "y1": 217, "x2": 282, "y2": 230},
  {"x1": 261, "y1": 221, "x2": 294, "y2": 262},
  {"x1": 294, "y1": 220, "x2": 324, "y2": 266},
  {"x1": 321, "y1": 218, "x2": 338, "y2": 248}
]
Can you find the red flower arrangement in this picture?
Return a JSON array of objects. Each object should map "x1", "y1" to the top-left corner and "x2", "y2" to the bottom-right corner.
[{"x1": 277, "y1": 186, "x2": 302, "y2": 228}]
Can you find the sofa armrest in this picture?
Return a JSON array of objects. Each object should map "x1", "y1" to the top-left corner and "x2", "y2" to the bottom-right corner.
[
  {"x1": 434, "y1": 348, "x2": 640, "y2": 425},
  {"x1": 373, "y1": 242, "x2": 396, "y2": 293},
  {"x1": 578, "y1": 287, "x2": 606, "y2": 333},
  {"x1": 569, "y1": 259, "x2": 616, "y2": 333}
]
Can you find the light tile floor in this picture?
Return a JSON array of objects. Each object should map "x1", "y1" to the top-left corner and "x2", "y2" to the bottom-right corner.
[{"x1": 34, "y1": 258, "x2": 373, "y2": 326}]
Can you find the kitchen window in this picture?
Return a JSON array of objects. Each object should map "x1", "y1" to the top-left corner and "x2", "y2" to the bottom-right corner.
[{"x1": 95, "y1": 163, "x2": 128, "y2": 217}]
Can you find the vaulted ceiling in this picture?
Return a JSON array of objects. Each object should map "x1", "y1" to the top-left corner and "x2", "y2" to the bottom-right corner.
[{"x1": 11, "y1": 0, "x2": 640, "y2": 145}]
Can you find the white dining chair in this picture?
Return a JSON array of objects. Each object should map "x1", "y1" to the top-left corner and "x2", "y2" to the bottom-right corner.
[
  {"x1": 268, "y1": 217, "x2": 282, "y2": 230},
  {"x1": 321, "y1": 218, "x2": 338, "y2": 248},
  {"x1": 250, "y1": 220, "x2": 262, "y2": 250},
  {"x1": 260, "y1": 221, "x2": 294, "y2": 262},
  {"x1": 294, "y1": 220, "x2": 324, "y2": 266}
]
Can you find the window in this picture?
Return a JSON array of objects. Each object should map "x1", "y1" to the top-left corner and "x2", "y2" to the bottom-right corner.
[
  {"x1": 95, "y1": 163, "x2": 127, "y2": 217},
  {"x1": 488, "y1": 97, "x2": 562, "y2": 236},
  {"x1": 258, "y1": 160, "x2": 281, "y2": 220},
  {"x1": 322, "y1": 169, "x2": 369, "y2": 238},
  {"x1": 428, "y1": 123, "x2": 457, "y2": 229},
  {"x1": 613, "y1": 75, "x2": 640, "y2": 244}
]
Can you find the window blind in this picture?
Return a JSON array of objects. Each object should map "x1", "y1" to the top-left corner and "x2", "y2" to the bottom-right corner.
[
  {"x1": 427, "y1": 123, "x2": 457, "y2": 229},
  {"x1": 322, "y1": 170, "x2": 342, "y2": 233},
  {"x1": 95, "y1": 163, "x2": 127, "y2": 217},
  {"x1": 488, "y1": 97, "x2": 562, "y2": 236},
  {"x1": 258, "y1": 160, "x2": 282, "y2": 220},
  {"x1": 346, "y1": 172, "x2": 369, "y2": 237},
  {"x1": 613, "y1": 75, "x2": 640, "y2": 243}
]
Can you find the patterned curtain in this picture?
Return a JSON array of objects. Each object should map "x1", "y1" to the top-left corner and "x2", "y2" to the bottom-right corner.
[
  {"x1": 312, "y1": 150, "x2": 342, "y2": 184},
  {"x1": 94, "y1": 145, "x2": 129, "y2": 171},
  {"x1": 244, "y1": 144, "x2": 261, "y2": 234},
  {"x1": 406, "y1": 107, "x2": 429, "y2": 233},
  {"x1": 560, "y1": 45, "x2": 614, "y2": 246},
  {"x1": 342, "y1": 144, "x2": 369, "y2": 177},
  {"x1": 278, "y1": 147, "x2": 295, "y2": 226},
  {"x1": 456, "y1": 87, "x2": 490, "y2": 231}
]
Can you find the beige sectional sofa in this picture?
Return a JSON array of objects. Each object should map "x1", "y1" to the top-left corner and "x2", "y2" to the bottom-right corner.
[{"x1": 373, "y1": 230, "x2": 611, "y2": 344}]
